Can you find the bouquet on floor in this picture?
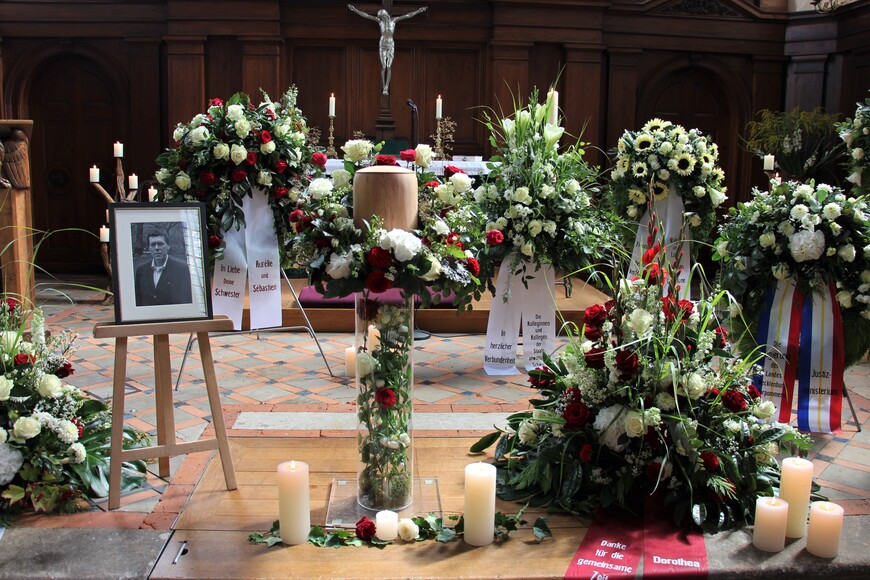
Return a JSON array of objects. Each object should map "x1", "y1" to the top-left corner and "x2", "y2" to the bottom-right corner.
[
  {"x1": 715, "y1": 179, "x2": 870, "y2": 366},
  {"x1": 838, "y1": 96, "x2": 870, "y2": 194},
  {"x1": 0, "y1": 300, "x2": 148, "y2": 514},
  {"x1": 289, "y1": 139, "x2": 483, "y2": 310},
  {"x1": 154, "y1": 87, "x2": 320, "y2": 267},
  {"x1": 472, "y1": 244, "x2": 812, "y2": 531},
  {"x1": 474, "y1": 89, "x2": 623, "y2": 289}
]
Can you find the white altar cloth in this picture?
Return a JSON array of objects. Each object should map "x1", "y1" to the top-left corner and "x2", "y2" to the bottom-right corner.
[{"x1": 324, "y1": 158, "x2": 493, "y2": 176}]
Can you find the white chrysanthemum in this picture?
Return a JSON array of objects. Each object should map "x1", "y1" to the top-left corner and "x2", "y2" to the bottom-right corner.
[
  {"x1": 68, "y1": 442, "x2": 87, "y2": 465},
  {"x1": 790, "y1": 204, "x2": 810, "y2": 221},
  {"x1": 0, "y1": 442, "x2": 24, "y2": 485},
  {"x1": 325, "y1": 252, "x2": 353, "y2": 279},
  {"x1": 655, "y1": 392, "x2": 676, "y2": 412},
  {"x1": 853, "y1": 147, "x2": 865, "y2": 161},
  {"x1": 759, "y1": 232, "x2": 777, "y2": 248},
  {"x1": 795, "y1": 184, "x2": 814, "y2": 199},
  {"x1": 527, "y1": 220, "x2": 543, "y2": 237},
  {"x1": 308, "y1": 177, "x2": 333, "y2": 200},
  {"x1": 380, "y1": 229, "x2": 422, "y2": 262},
  {"x1": 57, "y1": 420, "x2": 80, "y2": 444},
  {"x1": 823, "y1": 203, "x2": 842, "y2": 221},
  {"x1": 789, "y1": 229, "x2": 826, "y2": 262},
  {"x1": 341, "y1": 139, "x2": 374, "y2": 163},
  {"x1": 512, "y1": 187, "x2": 532, "y2": 204}
]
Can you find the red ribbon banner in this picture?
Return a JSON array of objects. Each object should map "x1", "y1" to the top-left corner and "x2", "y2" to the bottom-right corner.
[
  {"x1": 565, "y1": 512, "x2": 643, "y2": 579},
  {"x1": 642, "y1": 503, "x2": 709, "y2": 579}
]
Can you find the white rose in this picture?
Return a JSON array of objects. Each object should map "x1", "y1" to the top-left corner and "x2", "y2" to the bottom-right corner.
[
  {"x1": 0, "y1": 376, "x2": 12, "y2": 400},
  {"x1": 256, "y1": 170, "x2": 272, "y2": 186},
  {"x1": 414, "y1": 144, "x2": 433, "y2": 168},
  {"x1": 680, "y1": 372, "x2": 706, "y2": 400},
  {"x1": 234, "y1": 118, "x2": 252, "y2": 137},
  {"x1": 520, "y1": 242, "x2": 534, "y2": 258},
  {"x1": 752, "y1": 400, "x2": 777, "y2": 420},
  {"x1": 13, "y1": 416, "x2": 41, "y2": 440},
  {"x1": 418, "y1": 257, "x2": 442, "y2": 282},
  {"x1": 37, "y1": 374, "x2": 63, "y2": 398},
  {"x1": 593, "y1": 404, "x2": 627, "y2": 452},
  {"x1": 175, "y1": 172, "x2": 192, "y2": 191},
  {"x1": 623, "y1": 411, "x2": 646, "y2": 438},
  {"x1": 225, "y1": 104, "x2": 244, "y2": 121},
  {"x1": 172, "y1": 125, "x2": 186, "y2": 142},
  {"x1": 513, "y1": 187, "x2": 532, "y2": 204},
  {"x1": 308, "y1": 177, "x2": 334, "y2": 200},
  {"x1": 325, "y1": 252, "x2": 353, "y2": 279},
  {"x1": 838, "y1": 244, "x2": 856, "y2": 262},
  {"x1": 853, "y1": 147, "x2": 865, "y2": 161},
  {"x1": 449, "y1": 172, "x2": 473, "y2": 193},
  {"x1": 260, "y1": 140, "x2": 276, "y2": 155},
  {"x1": 213, "y1": 142, "x2": 230, "y2": 160},
  {"x1": 759, "y1": 232, "x2": 777, "y2": 248},
  {"x1": 356, "y1": 352, "x2": 376, "y2": 376},
  {"x1": 527, "y1": 220, "x2": 543, "y2": 237},
  {"x1": 155, "y1": 168, "x2": 172, "y2": 184},
  {"x1": 188, "y1": 125, "x2": 210, "y2": 146},
  {"x1": 627, "y1": 308, "x2": 654, "y2": 337},
  {"x1": 518, "y1": 420, "x2": 538, "y2": 444},
  {"x1": 380, "y1": 229, "x2": 422, "y2": 262},
  {"x1": 627, "y1": 206, "x2": 638, "y2": 218},
  {"x1": 693, "y1": 185, "x2": 706, "y2": 198},
  {"x1": 433, "y1": 219, "x2": 450, "y2": 236},
  {"x1": 397, "y1": 518, "x2": 420, "y2": 542},
  {"x1": 341, "y1": 139, "x2": 373, "y2": 162},
  {"x1": 331, "y1": 169, "x2": 352, "y2": 189},
  {"x1": 230, "y1": 144, "x2": 247, "y2": 165}
]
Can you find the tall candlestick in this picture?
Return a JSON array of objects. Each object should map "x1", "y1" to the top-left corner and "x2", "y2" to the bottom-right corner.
[
  {"x1": 277, "y1": 460, "x2": 310, "y2": 545},
  {"x1": 113, "y1": 142, "x2": 124, "y2": 157},
  {"x1": 345, "y1": 346, "x2": 357, "y2": 377},
  {"x1": 375, "y1": 510, "x2": 399, "y2": 541},
  {"x1": 763, "y1": 154, "x2": 775, "y2": 171},
  {"x1": 436, "y1": 95, "x2": 443, "y2": 119},
  {"x1": 99, "y1": 225, "x2": 110, "y2": 243},
  {"x1": 806, "y1": 501, "x2": 844, "y2": 558},
  {"x1": 463, "y1": 462, "x2": 496, "y2": 546},
  {"x1": 329, "y1": 93, "x2": 336, "y2": 117},
  {"x1": 780, "y1": 457, "x2": 814, "y2": 538},
  {"x1": 128, "y1": 174, "x2": 139, "y2": 190},
  {"x1": 752, "y1": 497, "x2": 789, "y2": 552},
  {"x1": 148, "y1": 186, "x2": 158, "y2": 202},
  {"x1": 547, "y1": 89, "x2": 559, "y2": 126},
  {"x1": 89, "y1": 165, "x2": 100, "y2": 183}
]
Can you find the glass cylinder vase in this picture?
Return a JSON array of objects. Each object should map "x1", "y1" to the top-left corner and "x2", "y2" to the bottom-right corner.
[{"x1": 354, "y1": 291, "x2": 414, "y2": 511}]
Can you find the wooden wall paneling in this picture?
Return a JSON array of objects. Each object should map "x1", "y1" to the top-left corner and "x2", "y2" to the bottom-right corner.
[
  {"x1": 785, "y1": 54, "x2": 828, "y2": 111},
  {"x1": 489, "y1": 41, "x2": 532, "y2": 119},
  {"x1": 563, "y1": 44, "x2": 606, "y2": 164},
  {"x1": 241, "y1": 37, "x2": 284, "y2": 101},
  {"x1": 127, "y1": 39, "x2": 162, "y2": 180},
  {"x1": 165, "y1": 37, "x2": 206, "y2": 131},
  {"x1": 604, "y1": 48, "x2": 641, "y2": 153},
  {"x1": 422, "y1": 47, "x2": 483, "y2": 154},
  {"x1": 0, "y1": 39, "x2": 5, "y2": 119},
  {"x1": 205, "y1": 36, "x2": 242, "y2": 105},
  {"x1": 384, "y1": 47, "x2": 415, "y2": 146},
  {"x1": 289, "y1": 46, "x2": 349, "y2": 148},
  {"x1": 749, "y1": 56, "x2": 787, "y2": 190}
]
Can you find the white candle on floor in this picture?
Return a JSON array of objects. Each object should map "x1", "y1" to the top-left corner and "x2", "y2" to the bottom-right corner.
[
  {"x1": 375, "y1": 510, "x2": 398, "y2": 541},
  {"x1": 463, "y1": 462, "x2": 496, "y2": 546},
  {"x1": 344, "y1": 346, "x2": 356, "y2": 377},
  {"x1": 806, "y1": 501, "x2": 844, "y2": 558},
  {"x1": 753, "y1": 496, "x2": 789, "y2": 552},
  {"x1": 277, "y1": 460, "x2": 310, "y2": 545},
  {"x1": 780, "y1": 457, "x2": 814, "y2": 538}
]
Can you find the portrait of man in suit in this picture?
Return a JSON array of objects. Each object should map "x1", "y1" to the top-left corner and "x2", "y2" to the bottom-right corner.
[{"x1": 134, "y1": 228, "x2": 192, "y2": 306}]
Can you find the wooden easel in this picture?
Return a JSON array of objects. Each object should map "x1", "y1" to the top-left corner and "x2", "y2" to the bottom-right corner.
[{"x1": 93, "y1": 315, "x2": 237, "y2": 510}]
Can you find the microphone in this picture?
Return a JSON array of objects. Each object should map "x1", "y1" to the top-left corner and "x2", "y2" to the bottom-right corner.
[
  {"x1": 406, "y1": 99, "x2": 418, "y2": 113},
  {"x1": 407, "y1": 99, "x2": 418, "y2": 148}
]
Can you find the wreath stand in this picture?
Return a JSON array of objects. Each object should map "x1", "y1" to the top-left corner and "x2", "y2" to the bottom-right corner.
[
  {"x1": 174, "y1": 270, "x2": 334, "y2": 391},
  {"x1": 93, "y1": 315, "x2": 238, "y2": 510}
]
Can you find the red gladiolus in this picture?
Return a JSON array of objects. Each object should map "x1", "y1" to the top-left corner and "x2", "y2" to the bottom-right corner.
[
  {"x1": 367, "y1": 247, "x2": 393, "y2": 269},
  {"x1": 245, "y1": 151, "x2": 258, "y2": 165},
  {"x1": 208, "y1": 235, "x2": 222, "y2": 249},
  {"x1": 365, "y1": 271, "x2": 392, "y2": 293},
  {"x1": 375, "y1": 154, "x2": 398, "y2": 166},
  {"x1": 466, "y1": 257, "x2": 480, "y2": 277},
  {"x1": 55, "y1": 362, "x2": 75, "y2": 378},
  {"x1": 579, "y1": 443, "x2": 593, "y2": 463},
  {"x1": 443, "y1": 165, "x2": 465, "y2": 179},
  {"x1": 260, "y1": 130, "x2": 272, "y2": 143},
  {"x1": 400, "y1": 149, "x2": 417, "y2": 163},
  {"x1": 642, "y1": 242, "x2": 661, "y2": 266},
  {"x1": 274, "y1": 159, "x2": 288, "y2": 174},
  {"x1": 311, "y1": 152, "x2": 327, "y2": 168},
  {"x1": 584, "y1": 347, "x2": 607, "y2": 370},
  {"x1": 274, "y1": 186, "x2": 289, "y2": 199},
  {"x1": 700, "y1": 450, "x2": 720, "y2": 472},
  {"x1": 563, "y1": 400, "x2": 591, "y2": 430},
  {"x1": 231, "y1": 169, "x2": 247, "y2": 183},
  {"x1": 615, "y1": 350, "x2": 640, "y2": 380},
  {"x1": 584, "y1": 304, "x2": 607, "y2": 327},
  {"x1": 375, "y1": 387, "x2": 397, "y2": 409},
  {"x1": 486, "y1": 230, "x2": 504, "y2": 246},
  {"x1": 713, "y1": 326, "x2": 728, "y2": 348},
  {"x1": 722, "y1": 389, "x2": 747, "y2": 412},
  {"x1": 355, "y1": 516, "x2": 376, "y2": 541},
  {"x1": 199, "y1": 171, "x2": 217, "y2": 186},
  {"x1": 209, "y1": 97, "x2": 224, "y2": 107}
]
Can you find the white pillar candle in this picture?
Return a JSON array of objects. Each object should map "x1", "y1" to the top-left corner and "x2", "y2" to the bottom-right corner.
[
  {"x1": 435, "y1": 95, "x2": 442, "y2": 119},
  {"x1": 547, "y1": 89, "x2": 559, "y2": 126},
  {"x1": 99, "y1": 226, "x2": 110, "y2": 243},
  {"x1": 375, "y1": 510, "x2": 399, "y2": 541},
  {"x1": 89, "y1": 165, "x2": 100, "y2": 183},
  {"x1": 780, "y1": 457, "x2": 814, "y2": 538},
  {"x1": 329, "y1": 93, "x2": 336, "y2": 117},
  {"x1": 463, "y1": 462, "x2": 496, "y2": 546},
  {"x1": 753, "y1": 497, "x2": 789, "y2": 552},
  {"x1": 344, "y1": 346, "x2": 356, "y2": 377},
  {"x1": 763, "y1": 154, "x2": 775, "y2": 171},
  {"x1": 148, "y1": 186, "x2": 158, "y2": 202},
  {"x1": 113, "y1": 142, "x2": 124, "y2": 157},
  {"x1": 277, "y1": 460, "x2": 310, "y2": 545},
  {"x1": 128, "y1": 174, "x2": 139, "y2": 190},
  {"x1": 806, "y1": 501, "x2": 844, "y2": 558},
  {"x1": 368, "y1": 325, "x2": 380, "y2": 350}
]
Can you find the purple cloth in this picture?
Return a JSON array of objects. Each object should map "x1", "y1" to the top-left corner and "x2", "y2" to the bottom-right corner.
[{"x1": 297, "y1": 286, "x2": 455, "y2": 308}]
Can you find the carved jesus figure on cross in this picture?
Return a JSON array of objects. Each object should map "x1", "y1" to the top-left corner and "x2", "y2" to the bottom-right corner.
[{"x1": 348, "y1": 1, "x2": 428, "y2": 96}]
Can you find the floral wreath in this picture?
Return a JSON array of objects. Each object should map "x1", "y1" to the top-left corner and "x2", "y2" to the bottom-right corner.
[
  {"x1": 289, "y1": 140, "x2": 483, "y2": 309},
  {"x1": 715, "y1": 179, "x2": 870, "y2": 366},
  {"x1": 838, "y1": 95, "x2": 870, "y2": 194},
  {"x1": 609, "y1": 118, "x2": 727, "y2": 244},
  {"x1": 154, "y1": 87, "x2": 322, "y2": 268}
]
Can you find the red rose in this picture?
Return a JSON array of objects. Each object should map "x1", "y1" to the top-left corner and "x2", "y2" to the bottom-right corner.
[
  {"x1": 260, "y1": 130, "x2": 272, "y2": 143},
  {"x1": 583, "y1": 325, "x2": 602, "y2": 341},
  {"x1": 14, "y1": 353, "x2": 34, "y2": 366},
  {"x1": 584, "y1": 346, "x2": 607, "y2": 370},
  {"x1": 466, "y1": 257, "x2": 480, "y2": 277},
  {"x1": 486, "y1": 230, "x2": 505, "y2": 246},
  {"x1": 375, "y1": 387, "x2": 397, "y2": 409},
  {"x1": 208, "y1": 234, "x2": 222, "y2": 249},
  {"x1": 662, "y1": 296, "x2": 692, "y2": 323},
  {"x1": 288, "y1": 209, "x2": 304, "y2": 223},
  {"x1": 579, "y1": 443, "x2": 593, "y2": 463},
  {"x1": 367, "y1": 247, "x2": 393, "y2": 269},
  {"x1": 274, "y1": 186, "x2": 289, "y2": 199},
  {"x1": 563, "y1": 400, "x2": 591, "y2": 430},
  {"x1": 199, "y1": 171, "x2": 217, "y2": 186},
  {"x1": 700, "y1": 450, "x2": 720, "y2": 472},
  {"x1": 722, "y1": 389, "x2": 747, "y2": 412},
  {"x1": 615, "y1": 350, "x2": 640, "y2": 380},
  {"x1": 375, "y1": 154, "x2": 398, "y2": 166},
  {"x1": 72, "y1": 417, "x2": 84, "y2": 438},
  {"x1": 400, "y1": 149, "x2": 417, "y2": 162},
  {"x1": 443, "y1": 165, "x2": 465, "y2": 179},
  {"x1": 311, "y1": 152, "x2": 327, "y2": 168},
  {"x1": 747, "y1": 384, "x2": 761, "y2": 400},
  {"x1": 603, "y1": 300, "x2": 616, "y2": 318},
  {"x1": 365, "y1": 271, "x2": 392, "y2": 293},
  {"x1": 423, "y1": 180, "x2": 441, "y2": 190},
  {"x1": 209, "y1": 97, "x2": 223, "y2": 107},
  {"x1": 355, "y1": 516, "x2": 377, "y2": 541},
  {"x1": 584, "y1": 304, "x2": 607, "y2": 328},
  {"x1": 274, "y1": 159, "x2": 288, "y2": 174},
  {"x1": 231, "y1": 169, "x2": 247, "y2": 183},
  {"x1": 245, "y1": 151, "x2": 258, "y2": 165},
  {"x1": 4, "y1": 298, "x2": 19, "y2": 311},
  {"x1": 55, "y1": 362, "x2": 75, "y2": 379}
]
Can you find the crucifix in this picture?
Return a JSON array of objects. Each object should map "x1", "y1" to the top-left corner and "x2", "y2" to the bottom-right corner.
[{"x1": 348, "y1": 1, "x2": 428, "y2": 97}]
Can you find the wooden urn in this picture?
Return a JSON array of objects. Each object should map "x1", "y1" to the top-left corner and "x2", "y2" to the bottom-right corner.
[{"x1": 352, "y1": 165, "x2": 418, "y2": 231}]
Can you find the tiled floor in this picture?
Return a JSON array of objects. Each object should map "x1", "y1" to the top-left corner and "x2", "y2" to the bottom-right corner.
[{"x1": 15, "y1": 276, "x2": 870, "y2": 531}]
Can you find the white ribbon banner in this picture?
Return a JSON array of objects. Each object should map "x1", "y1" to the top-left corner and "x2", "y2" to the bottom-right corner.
[
  {"x1": 627, "y1": 195, "x2": 691, "y2": 299},
  {"x1": 211, "y1": 189, "x2": 283, "y2": 331}
]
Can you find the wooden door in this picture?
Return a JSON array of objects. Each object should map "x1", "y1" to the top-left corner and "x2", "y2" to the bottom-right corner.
[{"x1": 29, "y1": 55, "x2": 121, "y2": 274}]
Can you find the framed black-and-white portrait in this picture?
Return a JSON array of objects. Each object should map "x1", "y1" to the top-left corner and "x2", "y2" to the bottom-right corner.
[{"x1": 110, "y1": 202, "x2": 212, "y2": 324}]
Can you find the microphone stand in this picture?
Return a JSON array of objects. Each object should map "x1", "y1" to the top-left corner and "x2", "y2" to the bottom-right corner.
[{"x1": 406, "y1": 98, "x2": 430, "y2": 341}]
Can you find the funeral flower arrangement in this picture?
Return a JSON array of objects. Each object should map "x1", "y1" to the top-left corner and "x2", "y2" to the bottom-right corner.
[
  {"x1": 155, "y1": 87, "x2": 319, "y2": 267},
  {"x1": 714, "y1": 179, "x2": 870, "y2": 366},
  {"x1": 609, "y1": 118, "x2": 726, "y2": 243},
  {"x1": 474, "y1": 90, "x2": 622, "y2": 287},
  {"x1": 838, "y1": 96, "x2": 870, "y2": 193},
  {"x1": 0, "y1": 300, "x2": 147, "y2": 514},
  {"x1": 290, "y1": 140, "x2": 482, "y2": 310},
  {"x1": 472, "y1": 249, "x2": 812, "y2": 531}
]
